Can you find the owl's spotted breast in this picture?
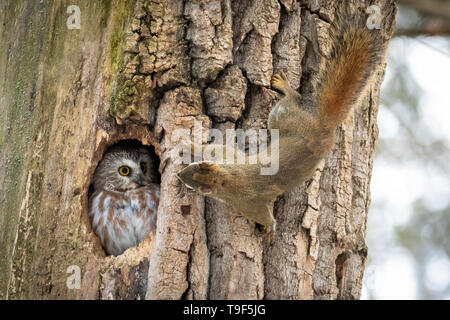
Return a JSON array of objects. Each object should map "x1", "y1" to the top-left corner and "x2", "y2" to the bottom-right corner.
[{"x1": 89, "y1": 183, "x2": 160, "y2": 256}]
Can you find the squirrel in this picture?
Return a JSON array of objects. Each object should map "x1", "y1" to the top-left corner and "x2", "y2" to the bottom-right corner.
[{"x1": 177, "y1": 7, "x2": 387, "y2": 232}]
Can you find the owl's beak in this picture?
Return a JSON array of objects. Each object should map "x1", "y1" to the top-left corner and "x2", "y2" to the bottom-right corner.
[{"x1": 134, "y1": 175, "x2": 143, "y2": 187}]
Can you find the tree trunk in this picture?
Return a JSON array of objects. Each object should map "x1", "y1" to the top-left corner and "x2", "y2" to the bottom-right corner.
[{"x1": 0, "y1": 0, "x2": 396, "y2": 300}]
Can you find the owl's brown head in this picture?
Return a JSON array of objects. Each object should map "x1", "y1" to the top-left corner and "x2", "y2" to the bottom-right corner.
[{"x1": 93, "y1": 144, "x2": 158, "y2": 192}]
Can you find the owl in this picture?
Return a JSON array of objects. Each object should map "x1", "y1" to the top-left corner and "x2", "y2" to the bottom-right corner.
[{"x1": 88, "y1": 144, "x2": 160, "y2": 256}]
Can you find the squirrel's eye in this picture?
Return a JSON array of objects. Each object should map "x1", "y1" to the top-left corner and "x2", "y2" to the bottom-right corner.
[
  {"x1": 119, "y1": 166, "x2": 131, "y2": 176},
  {"x1": 140, "y1": 162, "x2": 147, "y2": 174}
]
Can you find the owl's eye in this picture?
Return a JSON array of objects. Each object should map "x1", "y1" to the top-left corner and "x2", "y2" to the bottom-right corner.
[
  {"x1": 118, "y1": 166, "x2": 131, "y2": 176},
  {"x1": 140, "y1": 162, "x2": 147, "y2": 174}
]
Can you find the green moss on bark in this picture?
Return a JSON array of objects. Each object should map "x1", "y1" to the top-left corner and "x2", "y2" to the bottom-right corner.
[{"x1": 104, "y1": 1, "x2": 135, "y2": 119}]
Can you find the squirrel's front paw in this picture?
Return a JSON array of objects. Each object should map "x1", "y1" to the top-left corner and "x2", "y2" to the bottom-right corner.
[{"x1": 271, "y1": 72, "x2": 289, "y2": 92}]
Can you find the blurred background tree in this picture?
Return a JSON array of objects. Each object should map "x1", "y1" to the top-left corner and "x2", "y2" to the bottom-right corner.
[{"x1": 363, "y1": 0, "x2": 450, "y2": 299}]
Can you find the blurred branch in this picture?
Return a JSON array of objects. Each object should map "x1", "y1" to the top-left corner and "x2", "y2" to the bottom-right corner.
[
  {"x1": 396, "y1": 0, "x2": 450, "y2": 36},
  {"x1": 396, "y1": 23, "x2": 450, "y2": 37},
  {"x1": 398, "y1": 0, "x2": 450, "y2": 20}
]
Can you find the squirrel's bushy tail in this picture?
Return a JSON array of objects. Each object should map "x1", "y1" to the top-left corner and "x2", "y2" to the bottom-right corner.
[{"x1": 316, "y1": 8, "x2": 386, "y2": 127}]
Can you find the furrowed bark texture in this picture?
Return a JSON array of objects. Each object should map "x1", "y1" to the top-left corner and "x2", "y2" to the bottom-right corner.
[{"x1": 0, "y1": 0, "x2": 396, "y2": 299}]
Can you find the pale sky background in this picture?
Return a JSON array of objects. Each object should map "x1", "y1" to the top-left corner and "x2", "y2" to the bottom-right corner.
[{"x1": 361, "y1": 36, "x2": 450, "y2": 299}]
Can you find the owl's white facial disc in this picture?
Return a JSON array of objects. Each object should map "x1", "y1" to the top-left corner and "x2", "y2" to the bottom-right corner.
[{"x1": 93, "y1": 146, "x2": 156, "y2": 192}]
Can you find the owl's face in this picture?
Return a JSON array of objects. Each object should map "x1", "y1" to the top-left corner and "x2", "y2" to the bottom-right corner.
[{"x1": 93, "y1": 146, "x2": 157, "y2": 192}]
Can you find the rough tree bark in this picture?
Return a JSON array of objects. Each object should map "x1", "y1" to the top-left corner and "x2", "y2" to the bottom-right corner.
[{"x1": 0, "y1": 0, "x2": 396, "y2": 300}]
